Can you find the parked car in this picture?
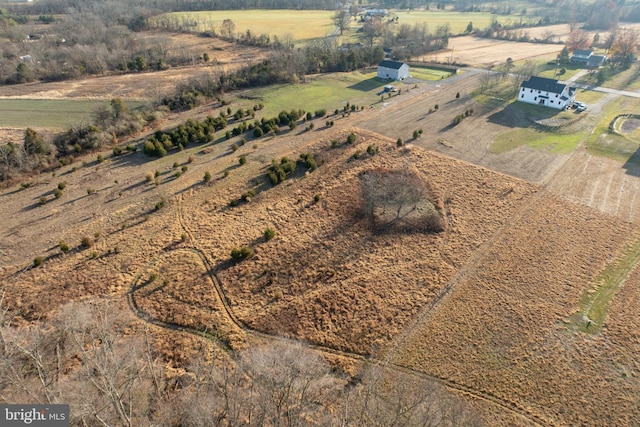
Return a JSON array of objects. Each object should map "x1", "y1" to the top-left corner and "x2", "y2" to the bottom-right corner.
[{"x1": 577, "y1": 104, "x2": 587, "y2": 112}]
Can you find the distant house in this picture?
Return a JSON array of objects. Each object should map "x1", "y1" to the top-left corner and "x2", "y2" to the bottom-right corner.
[
  {"x1": 518, "y1": 76, "x2": 576, "y2": 110},
  {"x1": 377, "y1": 60, "x2": 409, "y2": 81},
  {"x1": 571, "y1": 49, "x2": 606, "y2": 68},
  {"x1": 366, "y1": 9, "x2": 389, "y2": 18},
  {"x1": 587, "y1": 54, "x2": 606, "y2": 68},
  {"x1": 571, "y1": 49, "x2": 593, "y2": 64}
]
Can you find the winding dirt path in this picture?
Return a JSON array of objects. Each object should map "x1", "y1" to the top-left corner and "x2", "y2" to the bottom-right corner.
[{"x1": 122, "y1": 191, "x2": 544, "y2": 427}]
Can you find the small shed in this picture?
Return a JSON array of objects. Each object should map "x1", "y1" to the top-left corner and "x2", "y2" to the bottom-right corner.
[{"x1": 377, "y1": 60, "x2": 409, "y2": 81}]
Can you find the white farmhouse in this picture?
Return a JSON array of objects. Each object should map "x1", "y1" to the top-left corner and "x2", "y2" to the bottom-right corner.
[
  {"x1": 377, "y1": 60, "x2": 410, "y2": 81},
  {"x1": 518, "y1": 76, "x2": 575, "y2": 110}
]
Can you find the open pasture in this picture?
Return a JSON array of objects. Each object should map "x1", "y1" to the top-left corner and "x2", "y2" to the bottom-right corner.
[
  {"x1": 236, "y1": 71, "x2": 393, "y2": 117},
  {"x1": 0, "y1": 99, "x2": 106, "y2": 129},
  {"x1": 153, "y1": 10, "x2": 335, "y2": 42},
  {"x1": 392, "y1": 10, "x2": 536, "y2": 34}
]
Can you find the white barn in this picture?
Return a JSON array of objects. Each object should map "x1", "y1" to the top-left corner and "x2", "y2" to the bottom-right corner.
[
  {"x1": 377, "y1": 60, "x2": 410, "y2": 81},
  {"x1": 518, "y1": 76, "x2": 575, "y2": 110}
]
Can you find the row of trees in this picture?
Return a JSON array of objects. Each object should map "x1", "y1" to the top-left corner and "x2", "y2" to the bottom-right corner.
[{"x1": 0, "y1": 298, "x2": 482, "y2": 426}]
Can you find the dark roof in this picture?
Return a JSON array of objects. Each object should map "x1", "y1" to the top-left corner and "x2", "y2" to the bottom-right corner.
[
  {"x1": 572, "y1": 49, "x2": 593, "y2": 58},
  {"x1": 378, "y1": 60, "x2": 406, "y2": 70},
  {"x1": 521, "y1": 76, "x2": 567, "y2": 94}
]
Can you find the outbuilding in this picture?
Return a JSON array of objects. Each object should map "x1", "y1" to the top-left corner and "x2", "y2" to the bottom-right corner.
[{"x1": 377, "y1": 60, "x2": 410, "y2": 81}]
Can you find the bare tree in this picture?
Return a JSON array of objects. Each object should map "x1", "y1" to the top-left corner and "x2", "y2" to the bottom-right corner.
[
  {"x1": 611, "y1": 28, "x2": 640, "y2": 68},
  {"x1": 567, "y1": 29, "x2": 591, "y2": 51},
  {"x1": 333, "y1": 10, "x2": 351, "y2": 36},
  {"x1": 220, "y1": 18, "x2": 236, "y2": 39},
  {"x1": 342, "y1": 365, "x2": 483, "y2": 427},
  {"x1": 359, "y1": 168, "x2": 444, "y2": 233}
]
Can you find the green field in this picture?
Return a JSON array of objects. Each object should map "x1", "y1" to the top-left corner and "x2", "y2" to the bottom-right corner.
[
  {"x1": 585, "y1": 97, "x2": 640, "y2": 161},
  {"x1": 410, "y1": 65, "x2": 455, "y2": 81},
  {"x1": 153, "y1": 10, "x2": 335, "y2": 42},
  {"x1": 491, "y1": 127, "x2": 585, "y2": 154},
  {"x1": 154, "y1": 9, "x2": 536, "y2": 43},
  {"x1": 0, "y1": 99, "x2": 141, "y2": 128},
  {"x1": 235, "y1": 70, "x2": 409, "y2": 117},
  {"x1": 391, "y1": 10, "x2": 536, "y2": 34}
]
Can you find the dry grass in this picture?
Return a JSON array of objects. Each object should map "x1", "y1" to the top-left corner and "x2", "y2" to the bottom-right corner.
[{"x1": 3, "y1": 65, "x2": 640, "y2": 426}]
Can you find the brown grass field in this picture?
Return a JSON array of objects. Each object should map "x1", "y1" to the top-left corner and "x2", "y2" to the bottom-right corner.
[{"x1": 4, "y1": 24, "x2": 640, "y2": 425}]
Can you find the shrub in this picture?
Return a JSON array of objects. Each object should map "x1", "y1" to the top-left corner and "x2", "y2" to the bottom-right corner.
[
  {"x1": 331, "y1": 140, "x2": 339, "y2": 148},
  {"x1": 229, "y1": 199, "x2": 239, "y2": 207},
  {"x1": 204, "y1": 171, "x2": 212, "y2": 182},
  {"x1": 264, "y1": 227, "x2": 275, "y2": 240},
  {"x1": 81, "y1": 237, "x2": 94, "y2": 248},
  {"x1": 314, "y1": 194, "x2": 321, "y2": 203},
  {"x1": 181, "y1": 233, "x2": 188, "y2": 242},
  {"x1": 39, "y1": 197, "x2": 48, "y2": 205},
  {"x1": 367, "y1": 145, "x2": 379, "y2": 156},
  {"x1": 57, "y1": 182, "x2": 66, "y2": 190},
  {"x1": 241, "y1": 189, "x2": 256, "y2": 202},
  {"x1": 253, "y1": 127, "x2": 264, "y2": 138},
  {"x1": 353, "y1": 150, "x2": 361, "y2": 160},
  {"x1": 231, "y1": 246, "x2": 252, "y2": 261},
  {"x1": 54, "y1": 188, "x2": 63, "y2": 199},
  {"x1": 87, "y1": 188, "x2": 96, "y2": 195},
  {"x1": 146, "y1": 172, "x2": 154, "y2": 182},
  {"x1": 155, "y1": 198, "x2": 166, "y2": 211},
  {"x1": 33, "y1": 257, "x2": 43, "y2": 267},
  {"x1": 347, "y1": 133, "x2": 356, "y2": 144},
  {"x1": 456, "y1": 92, "x2": 460, "y2": 99},
  {"x1": 154, "y1": 170, "x2": 161, "y2": 178},
  {"x1": 181, "y1": 165, "x2": 188, "y2": 172},
  {"x1": 239, "y1": 155, "x2": 247, "y2": 165},
  {"x1": 97, "y1": 154, "x2": 104, "y2": 163},
  {"x1": 224, "y1": 170, "x2": 230, "y2": 178},
  {"x1": 315, "y1": 109, "x2": 327, "y2": 117},
  {"x1": 434, "y1": 104, "x2": 439, "y2": 110},
  {"x1": 113, "y1": 146, "x2": 123, "y2": 156},
  {"x1": 413, "y1": 130, "x2": 420, "y2": 139},
  {"x1": 60, "y1": 240, "x2": 69, "y2": 253},
  {"x1": 174, "y1": 171, "x2": 181, "y2": 178},
  {"x1": 126, "y1": 144, "x2": 137, "y2": 152},
  {"x1": 397, "y1": 138, "x2": 403, "y2": 147}
]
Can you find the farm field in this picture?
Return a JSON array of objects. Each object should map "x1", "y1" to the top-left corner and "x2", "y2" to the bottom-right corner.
[
  {"x1": 5, "y1": 24, "x2": 640, "y2": 423},
  {"x1": 152, "y1": 10, "x2": 336, "y2": 42},
  {"x1": 0, "y1": 99, "x2": 143, "y2": 129},
  {"x1": 422, "y1": 35, "x2": 564, "y2": 67},
  {"x1": 392, "y1": 10, "x2": 537, "y2": 34},
  {"x1": 4, "y1": 100, "x2": 640, "y2": 424}
]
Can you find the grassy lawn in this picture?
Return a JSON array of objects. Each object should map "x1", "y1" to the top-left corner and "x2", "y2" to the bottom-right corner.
[
  {"x1": 153, "y1": 10, "x2": 335, "y2": 42},
  {"x1": 568, "y1": 231, "x2": 640, "y2": 334},
  {"x1": 410, "y1": 66, "x2": 455, "y2": 81},
  {"x1": 0, "y1": 99, "x2": 135, "y2": 129},
  {"x1": 234, "y1": 70, "x2": 420, "y2": 117},
  {"x1": 491, "y1": 127, "x2": 584, "y2": 154},
  {"x1": 573, "y1": 88, "x2": 606, "y2": 104},
  {"x1": 585, "y1": 97, "x2": 640, "y2": 161}
]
